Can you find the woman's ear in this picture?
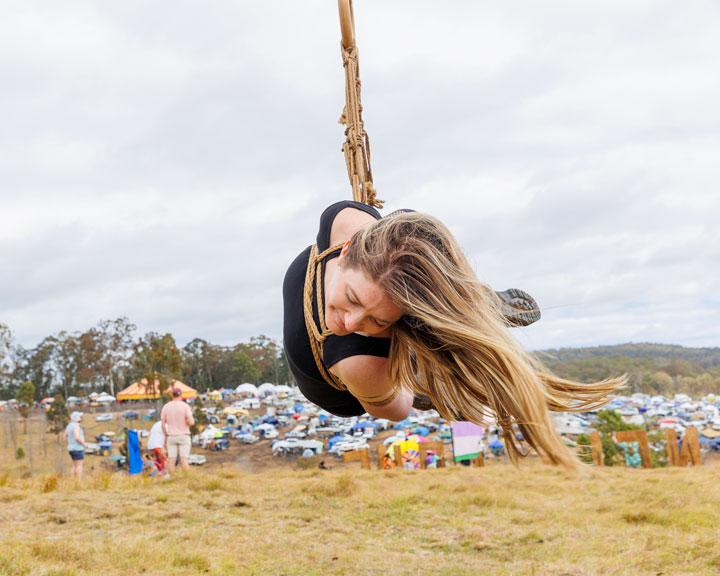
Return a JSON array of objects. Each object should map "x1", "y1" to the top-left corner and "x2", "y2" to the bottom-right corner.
[{"x1": 338, "y1": 240, "x2": 350, "y2": 267}]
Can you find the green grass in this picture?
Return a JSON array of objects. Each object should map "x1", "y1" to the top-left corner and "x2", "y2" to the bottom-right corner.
[{"x1": 1, "y1": 463, "x2": 720, "y2": 575}]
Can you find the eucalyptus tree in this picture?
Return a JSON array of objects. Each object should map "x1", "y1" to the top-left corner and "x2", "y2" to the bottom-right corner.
[
  {"x1": 131, "y1": 332, "x2": 182, "y2": 408},
  {"x1": 0, "y1": 323, "x2": 14, "y2": 400}
]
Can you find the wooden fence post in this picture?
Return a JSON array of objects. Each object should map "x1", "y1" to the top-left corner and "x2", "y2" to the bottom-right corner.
[
  {"x1": 615, "y1": 430, "x2": 652, "y2": 468},
  {"x1": 678, "y1": 427, "x2": 702, "y2": 467},
  {"x1": 342, "y1": 448, "x2": 370, "y2": 469},
  {"x1": 419, "y1": 441, "x2": 446, "y2": 469},
  {"x1": 665, "y1": 428, "x2": 680, "y2": 466},
  {"x1": 377, "y1": 444, "x2": 386, "y2": 469},
  {"x1": 393, "y1": 445, "x2": 403, "y2": 468},
  {"x1": 589, "y1": 431, "x2": 604, "y2": 467}
]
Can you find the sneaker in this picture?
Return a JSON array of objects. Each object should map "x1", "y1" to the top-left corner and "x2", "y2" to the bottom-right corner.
[{"x1": 495, "y1": 288, "x2": 541, "y2": 327}]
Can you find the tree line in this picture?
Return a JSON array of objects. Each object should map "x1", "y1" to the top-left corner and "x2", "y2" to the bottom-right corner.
[
  {"x1": 0, "y1": 318, "x2": 290, "y2": 402},
  {"x1": 539, "y1": 343, "x2": 720, "y2": 397}
]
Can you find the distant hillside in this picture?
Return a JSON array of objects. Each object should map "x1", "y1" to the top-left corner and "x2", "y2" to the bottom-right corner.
[
  {"x1": 535, "y1": 343, "x2": 720, "y2": 397},
  {"x1": 538, "y1": 343, "x2": 720, "y2": 368}
]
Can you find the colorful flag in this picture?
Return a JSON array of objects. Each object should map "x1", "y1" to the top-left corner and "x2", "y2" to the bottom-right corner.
[{"x1": 451, "y1": 421, "x2": 484, "y2": 462}]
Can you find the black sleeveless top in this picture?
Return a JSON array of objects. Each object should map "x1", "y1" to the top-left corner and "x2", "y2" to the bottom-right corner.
[{"x1": 282, "y1": 201, "x2": 391, "y2": 416}]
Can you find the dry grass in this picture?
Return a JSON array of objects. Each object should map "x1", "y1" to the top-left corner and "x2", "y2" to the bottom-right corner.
[
  {"x1": 1, "y1": 461, "x2": 719, "y2": 575},
  {"x1": 2, "y1": 411, "x2": 720, "y2": 575}
]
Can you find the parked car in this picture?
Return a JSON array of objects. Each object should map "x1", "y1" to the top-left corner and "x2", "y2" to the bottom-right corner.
[
  {"x1": 188, "y1": 454, "x2": 207, "y2": 465},
  {"x1": 240, "y1": 434, "x2": 259, "y2": 444},
  {"x1": 96, "y1": 413, "x2": 113, "y2": 422},
  {"x1": 122, "y1": 411, "x2": 139, "y2": 420}
]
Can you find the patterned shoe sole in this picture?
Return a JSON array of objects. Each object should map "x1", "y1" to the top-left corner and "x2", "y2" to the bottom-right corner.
[{"x1": 496, "y1": 288, "x2": 541, "y2": 327}]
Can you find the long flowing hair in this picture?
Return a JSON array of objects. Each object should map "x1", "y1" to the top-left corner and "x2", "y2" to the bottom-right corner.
[{"x1": 344, "y1": 212, "x2": 625, "y2": 468}]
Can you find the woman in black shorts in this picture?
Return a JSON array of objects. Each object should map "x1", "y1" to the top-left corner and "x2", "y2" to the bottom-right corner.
[{"x1": 63, "y1": 411, "x2": 89, "y2": 481}]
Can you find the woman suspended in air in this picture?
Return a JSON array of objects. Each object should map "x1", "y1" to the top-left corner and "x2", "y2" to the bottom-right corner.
[
  {"x1": 282, "y1": 3, "x2": 625, "y2": 469},
  {"x1": 283, "y1": 200, "x2": 626, "y2": 469}
]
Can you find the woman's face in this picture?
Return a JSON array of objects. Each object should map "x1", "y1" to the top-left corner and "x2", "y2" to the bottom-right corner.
[{"x1": 326, "y1": 263, "x2": 403, "y2": 337}]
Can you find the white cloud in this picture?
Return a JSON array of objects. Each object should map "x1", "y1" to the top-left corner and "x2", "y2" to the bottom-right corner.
[{"x1": 1, "y1": 0, "x2": 719, "y2": 351}]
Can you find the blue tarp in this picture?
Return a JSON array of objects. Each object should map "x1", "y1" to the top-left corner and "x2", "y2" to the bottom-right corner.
[
  {"x1": 414, "y1": 426, "x2": 430, "y2": 437},
  {"x1": 328, "y1": 435, "x2": 346, "y2": 449},
  {"x1": 351, "y1": 422, "x2": 377, "y2": 430},
  {"x1": 394, "y1": 419, "x2": 412, "y2": 430},
  {"x1": 128, "y1": 429, "x2": 143, "y2": 475},
  {"x1": 294, "y1": 403, "x2": 306, "y2": 413}
]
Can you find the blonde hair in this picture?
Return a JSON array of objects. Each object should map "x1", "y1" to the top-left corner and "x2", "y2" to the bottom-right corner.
[{"x1": 345, "y1": 212, "x2": 625, "y2": 469}]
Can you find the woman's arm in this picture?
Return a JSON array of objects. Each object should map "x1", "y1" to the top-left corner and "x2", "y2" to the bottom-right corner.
[
  {"x1": 73, "y1": 426, "x2": 88, "y2": 448},
  {"x1": 330, "y1": 355, "x2": 413, "y2": 421}
]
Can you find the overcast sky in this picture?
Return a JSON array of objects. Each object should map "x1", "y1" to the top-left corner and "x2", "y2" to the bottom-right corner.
[{"x1": 2, "y1": 1, "x2": 719, "y2": 352}]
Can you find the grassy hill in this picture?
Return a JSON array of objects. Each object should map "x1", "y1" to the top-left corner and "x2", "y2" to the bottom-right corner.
[{"x1": 2, "y1": 463, "x2": 720, "y2": 575}]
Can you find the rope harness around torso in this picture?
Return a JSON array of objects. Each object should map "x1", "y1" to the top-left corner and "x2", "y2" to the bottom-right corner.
[{"x1": 302, "y1": 243, "x2": 346, "y2": 392}]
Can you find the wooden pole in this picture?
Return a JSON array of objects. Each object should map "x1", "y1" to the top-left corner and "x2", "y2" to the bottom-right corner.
[
  {"x1": 665, "y1": 428, "x2": 680, "y2": 466},
  {"x1": 615, "y1": 430, "x2": 652, "y2": 469},
  {"x1": 342, "y1": 448, "x2": 370, "y2": 469},
  {"x1": 678, "y1": 427, "x2": 702, "y2": 467},
  {"x1": 589, "y1": 431, "x2": 604, "y2": 467},
  {"x1": 419, "y1": 441, "x2": 446, "y2": 469},
  {"x1": 393, "y1": 445, "x2": 402, "y2": 468}
]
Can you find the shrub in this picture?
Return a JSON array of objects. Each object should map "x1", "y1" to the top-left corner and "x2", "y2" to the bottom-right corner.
[
  {"x1": 15, "y1": 446, "x2": 25, "y2": 460},
  {"x1": 295, "y1": 455, "x2": 320, "y2": 470},
  {"x1": 42, "y1": 474, "x2": 59, "y2": 493}
]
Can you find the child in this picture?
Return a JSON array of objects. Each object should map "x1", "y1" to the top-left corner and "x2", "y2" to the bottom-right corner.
[{"x1": 146, "y1": 419, "x2": 168, "y2": 477}]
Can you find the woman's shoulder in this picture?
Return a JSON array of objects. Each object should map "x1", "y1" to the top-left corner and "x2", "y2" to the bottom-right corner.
[{"x1": 317, "y1": 201, "x2": 381, "y2": 250}]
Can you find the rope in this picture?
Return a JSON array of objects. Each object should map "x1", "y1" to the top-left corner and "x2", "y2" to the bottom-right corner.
[
  {"x1": 303, "y1": 243, "x2": 347, "y2": 392},
  {"x1": 339, "y1": 42, "x2": 383, "y2": 209}
]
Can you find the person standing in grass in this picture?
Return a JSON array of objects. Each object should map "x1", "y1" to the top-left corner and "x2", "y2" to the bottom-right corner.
[
  {"x1": 161, "y1": 387, "x2": 194, "y2": 474},
  {"x1": 146, "y1": 419, "x2": 168, "y2": 478},
  {"x1": 63, "y1": 411, "x2": 89, "y2": 481}
]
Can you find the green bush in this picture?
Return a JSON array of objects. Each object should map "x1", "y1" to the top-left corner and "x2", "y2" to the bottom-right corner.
[{"x1": 15, "y1": 446, "x2": 25, "y2": 460}]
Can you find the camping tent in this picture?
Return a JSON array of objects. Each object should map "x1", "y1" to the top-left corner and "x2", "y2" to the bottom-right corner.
[
  {"x1": 236, "y1": 383, "x2": 259, "y2": 396},
  {"x1": 117, "y1": 379, "x2": 196, "y2": 402},
  {"x1": 258, "y1": 383, "x2": 276, "y2": 396}
]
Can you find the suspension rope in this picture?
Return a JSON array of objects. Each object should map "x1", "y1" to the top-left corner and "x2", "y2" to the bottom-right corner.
[{"x1": 338, "y1": 0, "x2": 383, "y2": 208}]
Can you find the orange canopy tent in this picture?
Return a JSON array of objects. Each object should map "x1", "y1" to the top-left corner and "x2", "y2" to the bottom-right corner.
[{"x1": 116, "y1": 378, "x2": 196, "y2": 402}]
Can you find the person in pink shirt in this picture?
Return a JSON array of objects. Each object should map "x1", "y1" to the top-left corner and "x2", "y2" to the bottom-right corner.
[{"x1": 161, "y1": 387, "x2": 195, "y2": 474}]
